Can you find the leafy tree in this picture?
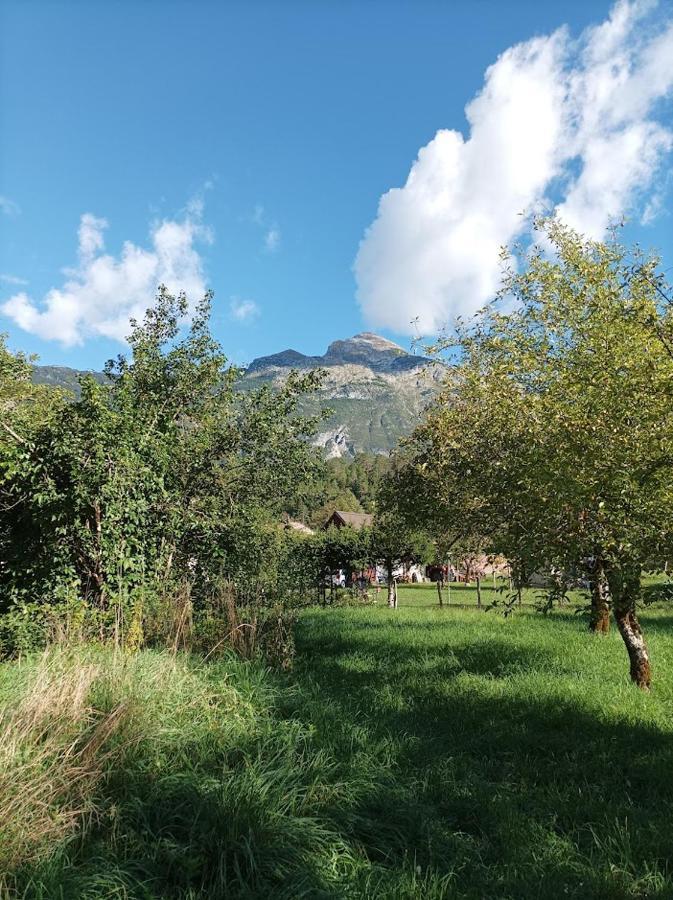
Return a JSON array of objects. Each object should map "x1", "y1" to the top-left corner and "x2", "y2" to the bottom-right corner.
[
  {"x1": 314, "y1": 526, "x2": 372, "y2": 601},
  {"x1": 370, "y1": 513, "x2": 433, "y2": 607},
  {"x1": 0, "y1": 289, "x2": 324, "y2": 632},
  {"x1": 0, "y1": 336, "x2": 67, "y2": 597},
  {"x1": 395, "y1": 220, "x2": 673, "y2": 688}
]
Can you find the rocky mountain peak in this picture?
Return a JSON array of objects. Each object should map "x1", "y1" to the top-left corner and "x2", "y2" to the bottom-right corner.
[
  {"x1": 326, "y1": 332, "x2": 404, "y2": 354},
  {"x1": 247, "y1": 332, "x2": 420, "y2": 374},
  {"x1": 239, "y1": 331, "x2": 442, "y2": 458},
  {"x1": 32, "y1": 331, "x2": 443, "y2": 458}
]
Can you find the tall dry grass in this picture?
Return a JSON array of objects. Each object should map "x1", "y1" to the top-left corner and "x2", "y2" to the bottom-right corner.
[{"x1": 0, "y1": 652, "x2": 128, "y2": 880}]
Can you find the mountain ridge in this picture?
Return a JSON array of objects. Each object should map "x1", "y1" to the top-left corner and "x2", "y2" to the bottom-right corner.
[
  {"x1": 246, "y1": 332, "x2": 423, "y2": 373},
  {"x1": 240, "y1": 333, "x2": 443, "y2": 457},
  {"x1": 31, "y1": 332, "x2": 444, "y2": 457}
]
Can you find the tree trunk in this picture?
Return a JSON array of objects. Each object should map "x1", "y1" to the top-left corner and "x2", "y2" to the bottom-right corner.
[
  {"x1": 437, "y1": 579, "x2": 443, "y2": 608},
  {"x1": 609, "y1": 565, "x2": 651, "y2": 689},
  {"x1": 387, "y1": 560, "x2": 395, "y2": 608},
  {"x1": 476, "y1": 576, "x2": 482, "y2": 609},
  {"x1": 614, "y1": 606, "x2": 651, "y2": 689},
  {"x1": 589, "y1": 556, "x2": 610, "y2": 633},
  {"x1": 393, "y1": 578, "x2": 398, "y2": 609}
]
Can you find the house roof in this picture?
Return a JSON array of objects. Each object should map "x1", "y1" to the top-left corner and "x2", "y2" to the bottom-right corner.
[{"x1": 327, "y1": 510, "x2": 374, "y2": 529}]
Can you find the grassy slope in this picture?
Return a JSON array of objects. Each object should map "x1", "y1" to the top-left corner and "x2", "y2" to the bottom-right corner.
[{"x1": 5, "y1": 590, "x2": 673, "y2": 898}]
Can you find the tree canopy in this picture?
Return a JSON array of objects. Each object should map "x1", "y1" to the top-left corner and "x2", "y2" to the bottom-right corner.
[
  {"x1": 0, "y1": 289, "x2": 325, "y2": 647},
  {"x1": 390, "y1": 219, "x2": 673, "y2": 687}
]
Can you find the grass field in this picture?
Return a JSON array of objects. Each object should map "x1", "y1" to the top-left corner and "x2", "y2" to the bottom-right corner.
[
  {"x1": 4, "y1": 587, "x2": 673, "y2": 897},
  {"x1": 393, "y1": 578, "x2": 561, "y2": 608}
]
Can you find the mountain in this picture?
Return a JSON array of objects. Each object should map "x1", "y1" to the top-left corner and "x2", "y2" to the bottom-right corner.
[
  {"x1": 240, "y1": 333, "x2": 444, "y2": 457},
  {"x1": 31, "y1": 332, "x2": 444, "y2": 457},
  {"x1": 31, "y1": 365, "x2": 106, "y2": 395}
]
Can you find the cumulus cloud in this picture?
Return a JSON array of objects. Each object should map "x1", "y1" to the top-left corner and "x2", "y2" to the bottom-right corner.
[
  {"x1": 1, "y1": 208, "x2": 211, "y2": 346},
  {"x1": 229, "y1": 296, "x2": 260, "y2": 323},
  {"x1": 355, "y1": 0, "x2": 673, "y2": 335}
]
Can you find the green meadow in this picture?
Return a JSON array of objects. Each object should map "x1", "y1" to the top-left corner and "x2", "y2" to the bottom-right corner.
[
  {"x1": 4, "y1": 588, "x2": 673, "y2": 898},
  {"x1": 388, "y1": 578, "x2": 551, "y2": 607}
]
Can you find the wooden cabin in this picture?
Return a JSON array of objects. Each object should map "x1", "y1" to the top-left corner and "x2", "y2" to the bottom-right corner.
[{"x1": 324, "y1": 510, "x2": 374, "y2": 530}]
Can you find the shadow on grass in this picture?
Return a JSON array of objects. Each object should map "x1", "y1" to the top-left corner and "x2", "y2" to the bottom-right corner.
[
  {"x1": 14, "y1": 614, "x2": 673, "y2": 900},
  {"x1": 288, "y1": 612, "x2": 673, "y2": 898}
]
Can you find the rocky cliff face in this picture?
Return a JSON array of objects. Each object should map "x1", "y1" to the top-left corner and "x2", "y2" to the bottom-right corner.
[
  {"x1": 240, "y1": 333, "x2": 444, "y2": 457},
  {"x1": 31, "y1": 333, "x2": 444, "y2": 457}
]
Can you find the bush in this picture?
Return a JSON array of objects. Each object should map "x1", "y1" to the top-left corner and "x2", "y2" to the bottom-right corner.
[{"x1": 0, "y1": 591, "x2": 100, "y2": 659}]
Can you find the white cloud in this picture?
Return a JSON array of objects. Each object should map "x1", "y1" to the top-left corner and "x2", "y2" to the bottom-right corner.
[
  {"x1": 77, "y1": 213, "x2": 107, "y2": 262},
  {"x1": 264, "y1": 227, "x2": 281, "y2": 253},
  {"x1": 355, "y1": 0, "x2": 673, "y2": 335},
  {"x1": 0, "y1": 274, "x2": 28, "y2": 286},
  {"x1": 0, "y1": 196, "x2": 20, "y2": 216},
  {"x1": 229, "y1": 296, "x2": 260, "y2": 323},
  {"x1": 251, "y1": 205, "x2": 281, "y2": 253},
  {"x1": 1, "y1": 208, "x2": 211, "y2": 346}
]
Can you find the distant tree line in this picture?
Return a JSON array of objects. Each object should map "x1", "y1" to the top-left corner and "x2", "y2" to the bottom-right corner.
[{"x1": 287, "y1": 454, "x2": 391, "y2": 528}]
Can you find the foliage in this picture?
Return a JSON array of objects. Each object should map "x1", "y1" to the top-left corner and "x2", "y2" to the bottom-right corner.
[
  {"x1": 287, "y1": 453, "x2": 391, "y2": 527},
  {"x1": 292, "y1": 526, "x2": 374, "y2": 602},
  {"x1": 0, "y1": 290, "x2": 324, "y2": 658},
  {"x1": 0, "y1": 335, "x2": 67, "y2": 597},
  {"x1": 370, "y1": 511, "x2": 433, "y2": 604},
  {"x1": 393, "y1": 219, "x2": 673, "y2": 685},
  {"x1": 287, "y1": 517, "x2": 433, "y2": 606}
]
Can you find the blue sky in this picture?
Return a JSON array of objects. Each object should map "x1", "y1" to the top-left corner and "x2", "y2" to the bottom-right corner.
[{"x1": 1, "y1": 0, "x2": 672, "y2": 370}]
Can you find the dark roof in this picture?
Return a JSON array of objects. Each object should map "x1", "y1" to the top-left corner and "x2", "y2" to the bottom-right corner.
[{"x1": 326, "y1": 510, "x2": 374, "y2": 530}]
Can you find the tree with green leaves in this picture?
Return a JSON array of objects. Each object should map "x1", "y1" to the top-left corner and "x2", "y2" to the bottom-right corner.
[
  {"x1": 0, "y1": 336, "x2": 67, "y2": 598},
  {"x1": 370, "y1": 514, "x2": 433, "y2": 607},
  {"x1": 0, "y1": 289, "x2": 324, "y2": 633},
  {"x1": 314, "y1": 525, "x2": 372, "y2": 602},
  {"x1": 395, "y1": 219, "x2": 673, "y2": 688}
]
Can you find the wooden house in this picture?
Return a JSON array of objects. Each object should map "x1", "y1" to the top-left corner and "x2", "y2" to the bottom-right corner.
[{"x1": 324, "y1": 510, "x2": 374, "y2": 530}]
